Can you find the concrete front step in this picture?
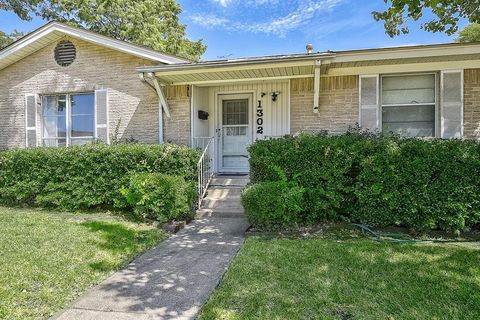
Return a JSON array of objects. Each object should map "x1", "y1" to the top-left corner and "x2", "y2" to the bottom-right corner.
[
  {"x1": 204, "y1": 188, "x2": 242, "y2": 200},
  {"x1": 210, "y1": 175, "x2": 249, "y2": 188},
  {"x1": 196, "y1": 209, "x2": 245, "y2": 219},
  {"x1": 199, "y1": 175, "x2": 248, "y2": 211}
]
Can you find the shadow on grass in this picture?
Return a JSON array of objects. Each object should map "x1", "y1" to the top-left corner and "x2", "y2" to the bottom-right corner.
[
  {"x1": 81, "y1": 221, "x2": 162, "y2": 272},
  {"x1": 202, "y1": 237, "x2": 480, "y2": 319},
  {"x1": 319, "y1": 241, "x2": 480, "y2": 318}
]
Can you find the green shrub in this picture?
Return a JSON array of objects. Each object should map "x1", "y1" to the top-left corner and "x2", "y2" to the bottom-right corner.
[
  {"x1": 249, "y1": 133, "x2": 371, "y2": 222},
  {"x1": 241, "y1": 171, "x2": 304, "y2": 230},
  {"x1": 119, "y1": 172, "x2": 196, "y2": 222},
  {"x1": 248, "y1": 132, "x2": 480, "y2": 232},
  {"x1": 354, "y1": 138, "x2": 480, "y2": 231},
  {"x1": 0, "y1": 143, "x2": 200, "y2": 211}
]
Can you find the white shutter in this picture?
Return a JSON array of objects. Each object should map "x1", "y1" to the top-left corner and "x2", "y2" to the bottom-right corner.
[
  {"x1": 441, "y1": 70, "x2": 463, "y2": 138},
  {"x1": 359, "y1": 75, "x2": 380, "y2": 131},
  {"x1": 25, "y1": 94, "x2": 38, "y2": 148},
  {"x1": 95, "y1": 89, "x2": 109, "y2": 144}
]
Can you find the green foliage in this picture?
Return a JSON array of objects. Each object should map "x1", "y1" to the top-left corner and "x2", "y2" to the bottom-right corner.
[
  {"x1": 373, "y1": 0, "x2": 480, "y2": 37},
  {"x1": 200, "y1": 237, "x2": 480, "y2": 320},
  {"x1": 0, "y1": 207, "x2": 166, "y2": 319},
  {"x1": 354, "y1": 138, "x2": 480, "y2": 231},
  {"x1": 0, "y1": 29, "x2": 24, "y2": 48},
  {"x1": 241, "y1": 168, "x2": 304, "y2": 230},
  {"x1": 457, "y1": 23, "x2": 480, "y2": 43},
  {"x1": 248, "y1": 133, "x2": 480, "y2": 231},
  {"x1": 120, "y1": 172, "x2": 195, "y2": 222},
  {"x1": 0, "y1": 0, "x2": 206, "y2": 60},
  {"x1": 0, "y1": 143, "x2": 200, "y2": 212}
]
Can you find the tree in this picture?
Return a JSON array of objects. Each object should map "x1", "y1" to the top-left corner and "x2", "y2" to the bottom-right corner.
[
  {"x1": 457, "y1": 23, "x2": 480, "y2": 42},
  {"x1": 373, "y1": 0, "x2": 480, "y2": 37},
  {"x1": 0, "y1": 0, "x2": 206, "y2": 60},
  {"x1": 0, "y1": 30, "x2": 25, "y2": 48}
]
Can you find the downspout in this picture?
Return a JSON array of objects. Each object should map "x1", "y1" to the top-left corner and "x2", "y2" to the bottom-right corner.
[{"x1": 313, "y1": 59, "x2": 321, "y2": 114}]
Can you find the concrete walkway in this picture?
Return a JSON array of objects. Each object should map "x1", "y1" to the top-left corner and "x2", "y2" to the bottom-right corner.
[{"x1": 55, "y1": 176, "x2": 249, "y2": 320}]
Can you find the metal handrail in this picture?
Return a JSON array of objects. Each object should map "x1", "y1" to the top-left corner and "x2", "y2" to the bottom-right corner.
[{"x1": 194, "y1": 137, "x2": 215, "y2": 207}]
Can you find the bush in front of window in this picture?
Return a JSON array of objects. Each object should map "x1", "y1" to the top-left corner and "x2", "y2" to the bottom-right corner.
[
  {"x1": 0, "y1": 143, "x2": 200, "y2": 212},
  {"x1": 119, "y1": 172, "x2": 196, "y2": 222},
  {"x1": 248, "y1": 131, "x2": 480, "y2": 232}
]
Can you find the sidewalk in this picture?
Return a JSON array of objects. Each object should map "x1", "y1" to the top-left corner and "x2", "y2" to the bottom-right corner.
[{"x1": 54, "y1": 176, "x2": 249, "y2": 320}]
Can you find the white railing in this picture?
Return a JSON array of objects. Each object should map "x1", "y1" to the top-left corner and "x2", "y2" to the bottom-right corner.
[{"x1": 194, "y1": 137, "x2": 215, "y2": 207}]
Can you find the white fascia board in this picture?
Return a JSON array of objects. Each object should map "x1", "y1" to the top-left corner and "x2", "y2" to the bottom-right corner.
[
  {"x1": 0, "y1": 22, "x2": 188, "y2": 67},
  {"x1": 164, "y1": 74, "x2": 314, "y2": 86},
  {"x1": 333, "y1": 44, "x2": 480, "y2": 63},
  {"x1": 136, "y1": 56, "x2": 333, "y2": 74}
]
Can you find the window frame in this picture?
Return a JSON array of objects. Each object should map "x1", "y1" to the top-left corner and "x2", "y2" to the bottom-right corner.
[
  {"x1": 379, "y1": 72, "x2": 439, "y2": 138},
  {"x1": 41, "y1": 92, "x2": 96, "y2": 147}
]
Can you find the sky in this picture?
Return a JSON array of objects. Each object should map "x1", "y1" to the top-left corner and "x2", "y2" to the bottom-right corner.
[{"x1": 0, "y1": 0, "x2": 468, "y2": 60}]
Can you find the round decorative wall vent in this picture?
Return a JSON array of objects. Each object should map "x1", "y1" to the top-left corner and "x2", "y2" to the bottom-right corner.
[{"x1": 54, "y1": 41, "x2": 76, "y2": 67}]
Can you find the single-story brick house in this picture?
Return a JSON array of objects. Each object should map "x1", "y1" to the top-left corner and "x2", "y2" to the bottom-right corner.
[{"x1": 1, "y1": 21, "x2": 479, "y2": 174}]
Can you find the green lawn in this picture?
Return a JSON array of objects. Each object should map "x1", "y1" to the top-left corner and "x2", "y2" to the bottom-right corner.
[
  {"x1": 200, "y1": 235, "x2": 480, "y2": 320},
  {"x1": 0, "y1": 207, "x2": 166, "y2": 320}
]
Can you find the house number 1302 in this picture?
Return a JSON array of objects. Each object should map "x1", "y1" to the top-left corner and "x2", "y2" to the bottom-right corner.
[{"x1": 256, "y1": 100, "x2": 264, "y2": 135}]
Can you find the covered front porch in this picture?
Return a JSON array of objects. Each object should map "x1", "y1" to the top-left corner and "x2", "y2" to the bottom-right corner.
[{"x1": 138, "y1": 53, "x2": 332, "y2": 174}]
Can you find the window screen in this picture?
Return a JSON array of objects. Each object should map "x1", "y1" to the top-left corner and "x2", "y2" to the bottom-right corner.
[{"x1": 381, "y1": 74, "x2": 436, "y2": 137}]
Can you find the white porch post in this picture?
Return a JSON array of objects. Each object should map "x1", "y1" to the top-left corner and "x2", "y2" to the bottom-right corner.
[{"x1": 150, "y1": 75, "x2": 171, "y2": 144}]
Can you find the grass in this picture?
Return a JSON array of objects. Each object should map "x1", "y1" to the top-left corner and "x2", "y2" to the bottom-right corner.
[
  {"x1": 0, "y1": 207, "x2": 167, "y2": 320},
  {"x1": 200, "y1": 234, "x2": 480, "y2": 320}
]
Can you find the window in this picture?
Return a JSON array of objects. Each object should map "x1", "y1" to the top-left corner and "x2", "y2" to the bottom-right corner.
[
  {"x1": 381, "y1": 74, "x2": 436, "y2": 137},
  {"x1": 42, "y1": 93, "x2": 95, "y2": 147}
]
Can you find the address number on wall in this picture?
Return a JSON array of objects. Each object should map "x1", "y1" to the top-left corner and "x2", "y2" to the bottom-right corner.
[{"x1": 256, "y1": 100, "x2": 264, "y2": 136}]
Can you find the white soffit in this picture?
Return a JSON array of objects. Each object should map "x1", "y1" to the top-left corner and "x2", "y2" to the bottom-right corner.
[
  {"x1": 137, "y1": 42, "x2": 480, "y2": 85},
  {"x1": 0, "y1": 21, "x2": 188, "y2": 71}
]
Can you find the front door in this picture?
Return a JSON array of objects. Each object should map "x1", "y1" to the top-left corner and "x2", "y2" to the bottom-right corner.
[{"x1": 218, "y1": 94, "x2": 253, "y2": 173}]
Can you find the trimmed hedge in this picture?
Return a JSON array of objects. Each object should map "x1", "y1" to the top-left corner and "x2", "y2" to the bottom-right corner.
[
  {"x1": 241, "y1": 171, "x2": 304, "y2": 229},
  {"x1": 119, "y1": 172, "x2": 196, "y2": 222},
  {"x1": 246, "y1": 132, "x2": 480, "y2": 231},
  {"x1": 0, "y1": 144, "x2": 200, "y2": 211}
]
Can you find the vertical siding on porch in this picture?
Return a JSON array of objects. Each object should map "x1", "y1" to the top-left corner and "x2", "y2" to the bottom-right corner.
[{"x1": 208, "y1": 81, "x2": 290, "y2": 139}]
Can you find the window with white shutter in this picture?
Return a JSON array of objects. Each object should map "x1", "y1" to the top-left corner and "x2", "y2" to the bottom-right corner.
[
  {"x1": 441, "y1": 70, "x2": 463, "y2": 138},
  {"x1": 359, "y1": 75, "x2": 380, "y2": 131},
  {"x1": 25, "y1": 94, "x2": 38, "y2": 148},
  {"x1": 95, "y1": 89, "x2": 109, "y2": 144},
  {"x1": 381, "y1": 74, "x2": 436, "y2": 138},
  {"x1": 42, "y1": 93, "x2": 96, "y2": 146}
]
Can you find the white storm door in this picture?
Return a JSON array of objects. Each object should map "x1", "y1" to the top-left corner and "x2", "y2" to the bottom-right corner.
[{"x1": 219, "y1": 94, "x2": 253, "y2": 172}]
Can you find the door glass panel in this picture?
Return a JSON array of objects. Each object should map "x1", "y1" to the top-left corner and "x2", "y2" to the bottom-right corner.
[
  {"x1": 221, "y1": 99, "x2": 250, "y2": 169},
  {"x1": 223, "y1": 100, "x2": 248, "y2": 125}
]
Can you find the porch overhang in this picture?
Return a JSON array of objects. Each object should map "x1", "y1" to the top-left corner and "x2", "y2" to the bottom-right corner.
[{"x1": 136, "y1": 53, "x2": 335, "y2": 86}]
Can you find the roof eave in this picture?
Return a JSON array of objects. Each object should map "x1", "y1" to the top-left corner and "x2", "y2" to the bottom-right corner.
[
  {"x1": 136, "y1": 53, "x2": 335, "y2": 74},
  {"x1": 0, "y1": 21, "x2": 189, "y2": 69}
]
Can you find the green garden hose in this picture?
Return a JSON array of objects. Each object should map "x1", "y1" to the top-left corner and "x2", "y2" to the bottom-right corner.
[{"x1": 352, "y1": 223, "x2": 433, "y2": 244}]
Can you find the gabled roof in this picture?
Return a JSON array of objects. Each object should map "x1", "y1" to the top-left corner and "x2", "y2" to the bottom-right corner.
[{"x1": 0, "y1": 21, "x2": 189, "y2": 71}]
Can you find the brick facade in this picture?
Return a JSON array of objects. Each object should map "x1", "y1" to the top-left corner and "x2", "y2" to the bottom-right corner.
[
  {"x1": 464, "y1": 69, "x2": 480, "y2": 139},
  {"x1": 164, "y1": 85, "x2": 191, "y2": 146},
  {"x1": 2, "y1": 38, "x2": 479, "y2": 149},
  {"x1": 290, "y1": 76, "x2": 359, "y2": 134},
  {"x1": 0, "y1": 38, "x2": 159, "y2": 148}
]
